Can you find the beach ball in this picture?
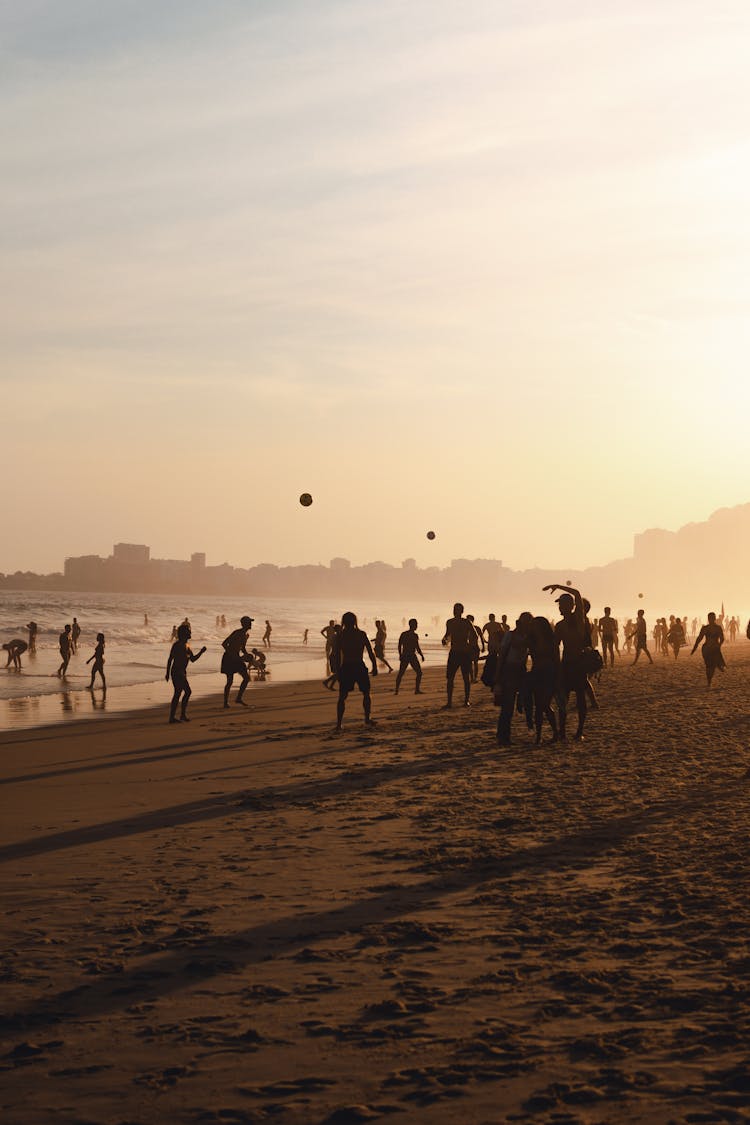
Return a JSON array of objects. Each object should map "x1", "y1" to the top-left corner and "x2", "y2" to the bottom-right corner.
[
  {"x1": 638, "y1": 592, "x2": 644, "y2": 598},
  {"x1": 299, "y1": 493, "x2": 313, "y2": 507},
  {"x1": 426, "y1": 530, "x2": 436, "y2": 540}
]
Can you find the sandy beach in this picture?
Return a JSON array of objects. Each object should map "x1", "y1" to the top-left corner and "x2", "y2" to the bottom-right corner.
[{"x1": 2, "y1": 653, "x2": 749, "y2": 1124}]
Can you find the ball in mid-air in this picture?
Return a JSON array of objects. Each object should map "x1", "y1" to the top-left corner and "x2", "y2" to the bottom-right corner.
[
  {"x1": 638, "y1": 592, "x2": 644, "y2": 599},
  {"x1": 299, "y1": 493, "x2": 313, "y2": 507},
  {"x1": 426, "y1": 530, "x2": 436, "y2": 540}
]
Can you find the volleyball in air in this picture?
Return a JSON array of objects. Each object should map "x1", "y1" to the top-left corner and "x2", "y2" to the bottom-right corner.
[
  {"x1": 299, "y1": 493, "x2": 313, "y2": 507},
  {"x1": 638, "y1": 592, "x2": 644, "y2": 598},
  {"x1": 426, "y1": 530, "x2": 436, "y2": 540}
]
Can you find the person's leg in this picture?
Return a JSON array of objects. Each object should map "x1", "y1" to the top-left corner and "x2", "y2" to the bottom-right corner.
[
  {"x1": 573, "y1": 675, "x2": 588, "y2": 739},
  {"x1": 180, "y1": 680, "x2": 192, "y2": 720},
  {"x1": 461, "y1": 659, "x2": 471, "y2": 705},
  {"x1": 413, "y1": 657, "x2": 423, "y2": 693},
  {"x1": 395, "y1": 661, "x2": 406, "y2": 694},
  {"x1": 236, "y1": 669, "x2": 250, "y2": 704},
  {"x1": 363, "y1": 690, "x2": 374, "y2": 725},
  {"x1": 336, "y1": 686, "x2": 348, "y2": 730},
  {"x1": 169, "y1": 680, "x2": 181, "y2": 722},
  {"x1": 223, "y1": 674, "x2": 233, "y2": 708},
  {"x1": 446, "y1": 657, "x2": 456, "y2": 707}
]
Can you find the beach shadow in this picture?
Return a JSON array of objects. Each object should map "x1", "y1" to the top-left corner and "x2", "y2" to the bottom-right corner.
[{"x1": 2, "y1": 777, "x2": 742, "y2": 1033}]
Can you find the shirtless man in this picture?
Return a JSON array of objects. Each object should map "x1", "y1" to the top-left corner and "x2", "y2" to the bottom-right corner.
[
  {"x1": 628, "y1": 609, "x2": 653, "y2": 665},
  {"x1": 543, "y1": 583, "x2": 588, "y2": 741},
  {"x1": 321, "y1": 620, "x2": 337, "y2": 675},
  {"x1": 3, "y1": 639, "x2": 28, "y2": 670},
  {"x1": 482, "y1": 613, "x2": 504, "y2": 656},
  {"x1": 262, "y1": 620, "x2": 272, "y2": 648},
  {"x1": 599, "y1": 607, "x2": 618, "y2": 666},
  {"x1": 333, "y1": 612, "x2": 378, "y2": 731},
  {"x1": 221, "y1": 615, "x2": 254, "y2": 707},
  {"x1": 57, "y1": 624, "x2": 73, "y2": 677},
  {"x1": 395, "y1": 619, "x2": 424, "y2": 695},
  {"x1": 441, "y1": 603, "x2": 474, "y2": 708}
]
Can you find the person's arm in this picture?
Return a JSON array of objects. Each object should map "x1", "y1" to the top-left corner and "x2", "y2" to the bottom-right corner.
[
  {"x1": 441, "y1": 620, "x2": 450, "y2": 646},
  {"x1": 690, "y1": 627, "x2": 705, "y2": 656},
  {"x1": 86, "y1": 653, "x2": 94, "y2": 665},
  {"x1": 363, "y1": 633, "x2": 378, "y2": 674},
  {"x1": 189, "y1": 646, "x2": 207, "y2": 663},
  {"x1": 166, "y1": 644, "x2": 175, "y2": 680},
  {"x1": 222, "y1": 633, "x2": 231, "y2": 652},
  {"x1": 718, "y1": 627, "x2": 725, "y2": 646},
  {"x1": 417, "y1": 640, "x2": 424, "y2": 661}
]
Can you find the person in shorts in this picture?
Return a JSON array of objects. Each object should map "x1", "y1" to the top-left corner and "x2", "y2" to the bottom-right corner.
[
  {"x1": 221, "y1": 615, "x2": 254, "y2": 707},
  {"x1": 334, "y1": 612, "x2": 378, "y2": 731},
  {"x1": 441, "y1": 603, "x2": 474, "y2": 708},
  {"x1": 395, "y1": 619, "x2": 424, "y2": 695}
]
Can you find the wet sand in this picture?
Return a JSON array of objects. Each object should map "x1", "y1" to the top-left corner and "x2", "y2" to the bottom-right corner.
[{"x1": 2, "y1": 652, "x2": 750, "y2": 1124}]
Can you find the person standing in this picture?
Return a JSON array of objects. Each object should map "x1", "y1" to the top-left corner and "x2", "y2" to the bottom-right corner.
[
  {"x1": 441, "y1": 603, "x2": 474, "y2": 709},
  {"x1": 221, "y1": 616, "x2": 254, "y2": 707},
  {"x1": 395, "y1": 619, "x2": 424, "y2": 695},
  {"x1": 599, "y1": 607, "x2": 618, "y2": 666},
  {"x1": 166, "y1": 623, "x2": 206, "y2": 723},
  {"x1": 87, "y1": 633, "x2": 107, "y2": 690},
  {"x1": 373, "y1": 620, "x2": 393, "y2": 673},
  {"x1": 262, "y1": 620, "x2": 272, "y2": 648},
  {"x1": 71, "y1": 617, "x2": 81, "y2": 654},
  {"x1": 333, "y1": 612, "x2": 378, "y2": 732},
  {"x1": 57, "y1": 624, "x2": 73, "y2": 677},
  {"x1": 494, "y1": 613, "x2": 532, "y2": 747},
  {"x1": 26, "y1": 621, "x2": 37, "y2": 654},
  {"x1": 544, "y1": 584, "x2": 589, "y2": 742},
  {"x1": 691, "y1": 612, "x2": 725, "y2": 687},
  {"x1": 628, "y1": 609, "x2": 653, "y2": 665}
]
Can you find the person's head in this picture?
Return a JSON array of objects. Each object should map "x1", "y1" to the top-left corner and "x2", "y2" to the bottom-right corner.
[
  {"x1": 501, "y1": 614, "x2": 507, "y2": 624},
  {"x1": 342, "y1": 611, "x2": 358, "y2": 630},
  {"x1": 96, "y1": 632, "x2": 105, "y2": 643},
  {"x1": 604, "y1": 606, "x2": 611, "y2": 616},
  {"x1": 329, "y1": 620, "x2": 335, "y2": 627},
  {"x1": 708, "y1": 611, "x2": 716, "y2": 623},
  {"x1": 467, "y1": 614, "x2": 474, "y2": 623},
  {"x1": 556, "y1": 593, "x2": 574, "y2": 618},
  {"x1": 637, "y1": 609, "x2": 645, "y2": 618},
  {"x1": 409, "y1": 618, "x2": 418, "y2": 630},
  {"x1": 240, "y1": 615, "x2": 253, "y2": 630},
  {"x1": 1, "y1": 644, "x2": 8, "y2": 652},
  {"x1": 531, "y1": 615, "x2": 555, "y2": 644},
  {"x1": 177, "y1": 623, "x2": 191, "y2": 641},
  {"x1": 64, "y1": 624, "x2": 71, "y2": 633},
  {"x1": 453, "y1": 603, "x2": 464, "y2": 617},
  {"x1": 488, "y1": 613, "x2": 495, "y2": 622},
  {"x1": 517, "y1": 611, "x2": 533, "y2": 633}
]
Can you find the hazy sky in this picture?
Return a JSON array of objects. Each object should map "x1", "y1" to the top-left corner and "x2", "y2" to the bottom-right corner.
[{"x1": 3, "y1": 0, "x2": 749, "y2": 574}]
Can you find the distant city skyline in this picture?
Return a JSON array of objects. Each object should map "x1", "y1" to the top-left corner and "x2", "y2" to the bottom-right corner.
[{"x1": 3, "y1": 2, "x2": 749, "y2": 574}]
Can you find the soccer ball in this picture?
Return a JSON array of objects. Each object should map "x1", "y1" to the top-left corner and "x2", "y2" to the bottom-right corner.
[{"x1": 299, "y1": 493, "x2": 313, "y2": 507}]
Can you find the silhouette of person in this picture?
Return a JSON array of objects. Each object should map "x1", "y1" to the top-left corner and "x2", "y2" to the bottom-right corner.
[
  {"x1": 333, "y1": 612, "x2": 378, "y2": 732},
  {"x1": 494, "y1": 613, "x2": 532, "y2": 747},
  {"x1": 144, "y1": 613, "x2": 149, "y2": 627},
  {"x1": 262, "y1": 620, "x2": 272, "y2": 648},
  {"x1": 248, "y1": 648, "x2": 267, "y2": 680},
  {"x1": 87, "y1": 633, "x2": 106, "y2": 690},
  {"x1": 26, "y1": 621, "x2": 37, "y2": 653},
  {"x1": 441, "y1": 603, "x2": 474, "y2": 709},
  {"x1": 667, "y1": 616, "x2": 686, "y2": 659},
  {"x1": 395, "y1": 619, "x2": 424, "y2": 695},
  {"x1": 57, "y1": 624, "x2": 73, "y2": 677},
  {"x1": 166, "y1": 622, "x2": 206, "y2": 723},
  {"x1": 303, "y1": 628, "x2": 309, "y2": 645},
  {"x1": 71, "y1": 617, "x2": 81, "y2": 654},
  {"x1": 221, "y1": 615, "x2": 226, "y2": 628},
  {"x1": 599, "y1": 607, "x2": 617, "y2": 666},
  {"x1": 528, "y1": 616, "x2": 559, "y2": 745},
  {"x1": 373, "y1": 620, "x2": 393, "y2": 673},
  {"x1": 628, "y1": 609, "x2": 653, "y2": 665},
  {"x1": 321, "y1": 620, "x2": 337, "y2": 675},
  {"x1": 691, "y1": 612, "x2": 725, "y2": 687},
  {"x1": 544, "y1": 584, "x2": 589, "y2": 741},
  {"x1": 466, "y1": 614, "x2": 484, "y2": 683},
  {"x1": 482, "y1": 613, "x2": 504, "y2": 655},
  {"x1": 222, "y1": 616, "x2": 254, "y2": 707},
  {"x1": 3, "y1": 639, "x2": 28, "y2": 670},
  {"x1": 323, "y1": 624, "x2": 341, "y2": 690},
  {"x1": 171, "y1": 624, "x2": 178, "y2": 641}
]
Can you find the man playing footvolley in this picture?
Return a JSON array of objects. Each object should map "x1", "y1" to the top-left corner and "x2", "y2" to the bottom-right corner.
[
  {"x1": 395, "y1": 618, "x2": 425, "y2": 695},
  {"x1": 544, "y1": 583, "x2": 589, "y2": 741},
  {"x1": 441, "y1": 602, "x2": 474, "y2": 708},
  {"x1": 333, "y1": 612, "x2": 378, "y2": 732},
  {"x1": 221, "y1": 615, "x2": 254, "y2": 707}
]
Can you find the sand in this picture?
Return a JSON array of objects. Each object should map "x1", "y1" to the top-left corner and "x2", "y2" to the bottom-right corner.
[{"x1": 1, "y1": 651, "x2": 750, "y2": 1124}]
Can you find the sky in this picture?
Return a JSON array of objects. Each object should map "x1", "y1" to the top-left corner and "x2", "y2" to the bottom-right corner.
[{"x1": 2, "y1": 0, "x2": 749, "y2": 575}]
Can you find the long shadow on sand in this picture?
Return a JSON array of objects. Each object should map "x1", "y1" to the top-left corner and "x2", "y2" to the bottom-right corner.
[{"x1": 2, "y1": 777, "x2": 742, "y2": 1034}]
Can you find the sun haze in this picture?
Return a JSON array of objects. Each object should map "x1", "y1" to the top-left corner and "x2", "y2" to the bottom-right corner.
[{"x1": 2, "y1": 1, "x2": 749, "y2": 573}]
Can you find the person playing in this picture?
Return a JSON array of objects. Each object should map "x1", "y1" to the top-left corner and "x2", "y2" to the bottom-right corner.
[
  {"x1": 599, "y1": 607, "x2": 618, "y2": 666},
  {"x1": 667, "y1": 615, "x2": 686, "y2": 659},
  {"x1": 221, "y1": 615, "x2": 254, "y2": 707},
  {"x1": 395, "y1": 619, "x2": 424, "y2": 695},
  {"x1": 86, "y1": 633, "x2": 106, "y2": 690},
  {"x1": 322, "y1": 624, "x2": 341, "y2": 690},
  {"x1": 628, "y1": 609, "x2": 653, "y2": 665},
  {"x1": 262, "y1": 620, "x2": 272, "y2": 648},
  {"x1": 26, "y1": 621, "x2": 37, "y2": 653},
  {"x1": 166, "y1": 622, "x2": 206, "y2": 723},
  {"x1": 71, "y1": 617, "x2": 81, "y2": 654},
  {"x1": 527, "y1": 616, "x2": 559, "y2": 745},
  {"x1": 494, "y1": 613, "x2": 532, "y2": 747},
  {"x1": 691, "y1": 612, "x2": 725, "y2": 687},
  {"x1": 373, "y1": 620, "x2": 393, "y2": 673},
  {"x1": 3, "y1": 639, "x2": 28, "y2": 670},
  {"x1": 544, "y1": 583, "x2": 589, "y2": 741},
  {"x1": 441, "y1": 603, "x2": 474, "y2": 709},
  {"x1": 333, "y1": 612, "x2": 378, "y2": 732},
  {"x1": 57, "y1": 624, "x2": 73, "y2": 677},
  {"x1": 248, "y1": 647, "x2": 268, "y2": 680}
]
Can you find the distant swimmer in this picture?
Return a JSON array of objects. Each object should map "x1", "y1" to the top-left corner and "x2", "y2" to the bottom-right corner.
[
  {"x1": 544, "y1": 583, "x2": 589, "y2": 742},
  {"x1": 395, "y1": 619, "x2": 424, "y2": 695},
  {"x1": 3, "y1": 639, "x2": 28, "y2": 670},
  {"x1": 691, "y1": 612, "x2": 725, "y2": 687},
  {"x1": 599, "y1": 607, "x2": 617, "y2": 666},
  {"x1": 262, "y1": 620, "x2": 272, "y2": 648},
  {"x1": 57, "y1": 624, "x2": 73, "y2": 677},
  {"x1": 86, "y1": 633, "x2": 106, "y2": 690},
  {"x1": 373, "y1": 620, "x2": 393, "y2": 673},
  {"x1": 628, "y1": 609, "x2": 653, "y2": 665},
  {"x1": 71, "y1": 617, "x2": 81, "y2": 654},
  {"x1": 26, "y1": 621, "x2": 38, "y2": 653},
  {"x1": 333, "y1": 612, "x2": 378, "y2": 732},
  {"x1": 441, "y1": 603, "x2": 474, "y2": 709},
  {"x1": 221, "y1": 615, "x2": 254, "y2": 707},
  {"x1": 166, "y1": 622, "x2": 206, "y2": 723},
  {"x1": 303, "y1": 628, "x2": 309, "y2": 646},
  {"x1": 220, "y1": 615, "x2": 226, "y2": 629}
]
